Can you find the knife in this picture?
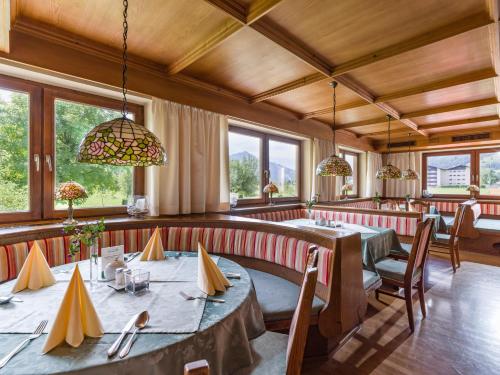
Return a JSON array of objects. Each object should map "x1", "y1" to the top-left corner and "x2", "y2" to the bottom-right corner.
[{"x1": 107, "y1": 313, "x2": 140, "y2": 357}]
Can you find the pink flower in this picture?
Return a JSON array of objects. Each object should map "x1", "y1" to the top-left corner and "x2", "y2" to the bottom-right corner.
[
  {"x1": 88, "y1": 140, "x2": 104, "y2": 156},
  {"x1": 147, "y1": 146, "x2": 159, "y2": 158}
]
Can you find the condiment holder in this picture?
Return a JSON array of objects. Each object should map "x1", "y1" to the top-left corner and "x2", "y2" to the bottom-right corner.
[{"x1": 124, "y1": 269, "x2": 150, "y2": 295}]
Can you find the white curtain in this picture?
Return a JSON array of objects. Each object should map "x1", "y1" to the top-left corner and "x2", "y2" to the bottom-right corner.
[
  {"x1": 365, "y1": 152, "x2": 383, "y2": 197},
  {"x1": 385, "y1": 152, "x2": 422, "y2": 198},
  {"x1": 146, "y1": 98, "x2": 230, "y2": 215},
  {"x1": 311, "y1": 138, "x2": 338, "y2": 202}
]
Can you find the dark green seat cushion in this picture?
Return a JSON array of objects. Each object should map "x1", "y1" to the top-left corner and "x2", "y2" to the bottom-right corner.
[
  {"x1": 362, "y1": 269, "x2": 381, "y2": 290},
  {"x1": 246, "y1": 268, "x2": 325, "y2": 322},
  {"x1": 374, "y1": 258, "x2": 421, "y2": 282},
  {"x1": 233, "y1": 331, "x2": 287, "y2": 375},
  {"x1": 390, "y1": 242, "x2": 412, "y2": 257}
]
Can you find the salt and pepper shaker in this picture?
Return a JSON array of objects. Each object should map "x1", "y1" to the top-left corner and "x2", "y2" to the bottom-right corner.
[{"x1": 115, "y1": 268, "x2": 126, "y2": 287}]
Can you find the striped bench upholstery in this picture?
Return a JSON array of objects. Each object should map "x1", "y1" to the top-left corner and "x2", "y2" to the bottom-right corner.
[
  {"x1": 310, "y1": 209, "x2": 419, "y2": 236},
  {"x1": 242, "y1": 208, "x2": 305, "y2": 222},
  {"x1": 241, "y1": 207, "x2": 418, "y2": 236},
  {"x1": 0, "y1": 226, "x2": 333, "y2": 286},
  {"x1": 434, "y1": 200, "x2": 500, "y2": 216}
]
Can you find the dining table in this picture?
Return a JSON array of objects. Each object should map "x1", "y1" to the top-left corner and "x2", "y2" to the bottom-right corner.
[
  {"x1": 284, "y1": 219, "x2": 404, "y2": 272},
  {"x1": 0, "y1": 251, "x2": 265, "y2": 375}
]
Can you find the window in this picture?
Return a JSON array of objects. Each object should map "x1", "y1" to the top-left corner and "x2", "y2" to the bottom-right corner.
[
  {"x1": 54, "y1": 99, "x2": 133, "y2": 209},
  {"x1": 423, "y1": 149, "x2": 500, "y2": 198},
  {"x1": 479, "y1": 150, "x2": 500, "y2": 197},
  {"x1": 339, "y1": 150, "x2": 359, "y2": 197},
  {"x1": 0, "y1": 74, "x2": 144, "y2": 223},
  {"x1": 229, "y1": 126, "x2": 300, "y2": 204}
]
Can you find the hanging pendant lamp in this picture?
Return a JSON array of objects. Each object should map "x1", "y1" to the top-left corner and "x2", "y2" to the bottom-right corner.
[
  {"x1": 316, "y1": 82, "x2": 352, "y2": 177},
  {"x1": 401, "y1": 133, "x2": 419, "y2": 180},
  {"x1": 376, "y1": 115, "x2": 401, "y2": 179},
  {"x1": 78, "y1": 0, "x2": 167, "y2": 167}
]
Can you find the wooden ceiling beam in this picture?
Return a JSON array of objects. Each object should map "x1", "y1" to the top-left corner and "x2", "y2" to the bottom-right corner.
[
  {"x1": 301, "y1": 69, "x2": 497, "y2": 119},
  {"x1": 0, "y1": 0, "x2": 10, "y2": 53},
  {"x1": 419, "y1": 115, "x2": 500, "y2": 130},
  {"x1": 167, "y1": 0, "x2": 284, "y2": 75},
  {"x1": 249, "y1": 12, "x2": 493, "y2": 103},
  {"x1": 250, "y1": 73, "x2": 325, "y2": 103},
  {"x1": 487, "y1": 0, "x2": 500, "y2": 117},
  {"x1": 330, "y1": 13, "x2": 492, "y2": 77},
  {"x1": 400, "y1": 97, "x2": 499, "y2": 119},
  {"x1": 337, "y1": 98, "x2": 499, "y2": 130}
]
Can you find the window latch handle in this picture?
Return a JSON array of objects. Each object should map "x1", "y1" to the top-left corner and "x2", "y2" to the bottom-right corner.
[
  {"x1": 34, "y1": 154, "x2": 40, "y2": 172},
  {"x1": 45, "y1": 154, "x2": 53, "y2": 172}
]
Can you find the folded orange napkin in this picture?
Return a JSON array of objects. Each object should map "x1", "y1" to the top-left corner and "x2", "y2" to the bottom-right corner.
[
  {"x1": 140, "y1": 227, "x2": 166, "y2": 261},
  {"x1": 197, "y1": 242, "x2": 230, "y2": 296},
  {"x1": 12, "y1": 241, "x2": 56, "y2": 293},
  {"x1": 42, "y1": 264, "x2": 104, "y2": 353}
]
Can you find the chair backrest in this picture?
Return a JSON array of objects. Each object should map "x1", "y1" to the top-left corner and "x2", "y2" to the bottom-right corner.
[
  {"x1": 286, "y1": 267, "x2": 318, "y2": 375},
  {"x1": 405, "y1": 218, "x2": 434, "y2": 283},
  {"x1": 305, "y1": 245, "x2": 319, "y2": 270},
  {"x1": 184, "y1": 360, "x2": 209, "y2": 375},
  {"x1": 450, "y1": 205, "x2": 465, "y2": 242}
]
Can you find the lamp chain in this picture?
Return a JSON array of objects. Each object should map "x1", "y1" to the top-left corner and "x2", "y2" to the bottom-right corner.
[
  {"x1": 121, "y1": 0, "x2": 129, "y2": 118},
  {"x1": 332, "y1": 81, "x2": 337, "y2": 152},
  {"x1": 387, "y1": 115, "x2": 391, "y2": 158},
  {"x1": 408, "y1": 133, "x2": 411, "y2": 166}
]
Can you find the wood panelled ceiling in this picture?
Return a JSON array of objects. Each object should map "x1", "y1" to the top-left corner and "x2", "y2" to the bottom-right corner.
[{"x1": 9, "y1": 0, "x2": 500, "y2": 149}]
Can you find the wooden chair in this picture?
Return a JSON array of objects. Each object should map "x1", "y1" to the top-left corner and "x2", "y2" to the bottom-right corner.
[
  {"x1": 431, "y1": 205, "x2": 465, "y2": 272},
  {"x1": 185, "y1": 259, "x2": 319, "y2": 375},
  {"x1": 375, "y1": 218, "x2": 434, "y2": 332}
]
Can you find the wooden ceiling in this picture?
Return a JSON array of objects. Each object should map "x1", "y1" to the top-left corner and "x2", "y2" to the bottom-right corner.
[{"x1": 7, "y1": 0, "x2": 500, "y2": 150}]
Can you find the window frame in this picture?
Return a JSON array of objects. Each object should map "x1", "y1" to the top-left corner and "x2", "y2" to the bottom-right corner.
[
  {"x1": 422, "y1": 149, "x2": 500, "y2": 199},
  {"x1": 339, "y1": 149, "x2": 360, "y2": 198},
  {"x1": 228, "y1": 125, "x2": 301, "y2": 205},
  {"x1": 0, "y1": 73, "x2": 145, "y2": 224},
  {"x1": 0, "y1": 75, "x2": 43, "y2": 223},
  {"x1": 43, "y1": 87, "x2": 145, "y2": 219}
]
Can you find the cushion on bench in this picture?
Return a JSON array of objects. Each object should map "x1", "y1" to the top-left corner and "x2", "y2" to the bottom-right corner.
[
  {"x1": 246, "y1": 268, "x2": 325, "y2": 322},
  {"x1": 362, "y1": 269, "x2": 381, "y2": 290}
]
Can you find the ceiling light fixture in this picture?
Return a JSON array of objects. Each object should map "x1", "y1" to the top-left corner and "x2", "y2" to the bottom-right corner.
[
  {"x1": 77, "y1": 0, "x2": 167, "y2": 166},
  {"x1": 376, "y1": 115, "x2": 401, "y2": 179},
  {"x1": 316, "y1": 81, "x2": 353, "y2": 177},
  {"x1": 401, "y1": 133, "x2": 419, "y2": 180}
]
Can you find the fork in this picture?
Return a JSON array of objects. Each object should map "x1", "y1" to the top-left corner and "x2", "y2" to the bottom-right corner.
[
  {"x1": 179, "y1": 291, "x2": 225, "y2": 303},
  {"x1": 0, "y1": 320, "x2": 48, "y2": 369}
]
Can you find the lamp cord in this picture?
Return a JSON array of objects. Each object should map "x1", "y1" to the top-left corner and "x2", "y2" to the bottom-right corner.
[
  {"x1": 121, "y1": 0, "x2": 129, "y2": 119},
  {"x1": 331, "y1": 81, "x2": 337, "y2": 152},
  {"x1": 387, "y1": 115, "x2": 392, "y2": 159}
]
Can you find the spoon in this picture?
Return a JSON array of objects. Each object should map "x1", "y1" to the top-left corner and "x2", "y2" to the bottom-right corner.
[
  {"x1": 119, "y1": 311, "x2": 149, "y2": 358},
  {"x1": 0, "y1": 295, "x2": 22, "y2": 305}
]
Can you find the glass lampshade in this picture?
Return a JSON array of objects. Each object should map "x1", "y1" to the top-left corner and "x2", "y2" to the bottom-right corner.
[
  {"x1": 401, "y1": 168, "x2": 419, "y2": 180},
  {"x1": 316, "y1": 154, "x2": 352, "y2": 177},
  {"x1": 78, "y1": 117, "x2": 167, "y2": 167},
  {"x1": 376, "y1": 163, "x2": 402, "y2": 179},
  {"x1": 263, "y1": 182, "x2": 279, "y2": 194}
]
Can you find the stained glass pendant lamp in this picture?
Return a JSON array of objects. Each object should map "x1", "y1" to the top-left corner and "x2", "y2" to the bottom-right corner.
[
  {"x1": 376, "y1": 115, "x2": 401, "y2": 179},
  {"x1": 78, "y1": 0, "x2": 166, "y2": 167},
  {"x1": 316, "y1": 82, "x2": 353, "y2": 177},
  {"x1": 401, "y1": 133, "x2": 419, "y2": 180}
]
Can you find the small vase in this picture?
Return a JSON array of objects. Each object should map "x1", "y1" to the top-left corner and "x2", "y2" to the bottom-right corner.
[
  {"x1": 308, "y1": 209, "x2": 314, "y2": 223},
  {"x1": 89, "y1": 239, "x2": 99, "y2": 289},
  {"x1": 63, "y1": 200, "x2": 77, "y2": 225}
]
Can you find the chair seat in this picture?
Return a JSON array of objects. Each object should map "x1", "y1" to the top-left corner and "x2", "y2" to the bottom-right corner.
[
  {"x1": 362, "y1": 269, "x2": 381, "y2": 290},
  {"x1": 246, "y1": 268, "x2": 325, "y2": 322},
  {"x1": 233, "y1": 331, "x2": 287, "y2": 375},
  {"x1": 433, "y1": 232, "x2": 450, "y2": 245},
  {"x1": 375, "y1": 258, "x2": 421, "y2": 282}
]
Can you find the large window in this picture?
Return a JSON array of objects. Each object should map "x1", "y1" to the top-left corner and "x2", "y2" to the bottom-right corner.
[
  {"x1": 339, "y1": 150, "x2": 359, "y2": 197},
  {"x1": 0, "y1": 75, "x2": 144, "y2": 223},
  {"x1": 229, "y1": 126, "x2": 300, "y2": 204},
  {"x1": 423, "y1": 149, "x2": 500, "y2": 198}
]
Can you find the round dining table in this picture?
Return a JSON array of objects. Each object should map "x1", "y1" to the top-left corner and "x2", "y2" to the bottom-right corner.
[{"x1": 0, "y1": 252, "x2": 265, "y2": 375}]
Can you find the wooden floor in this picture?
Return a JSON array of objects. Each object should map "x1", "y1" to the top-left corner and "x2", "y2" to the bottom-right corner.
[{"x1": 303, "y1": 256, "x2": 500, "y2": 374}]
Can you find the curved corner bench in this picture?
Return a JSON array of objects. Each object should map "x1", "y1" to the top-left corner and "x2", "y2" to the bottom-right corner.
[{"x1": 0, "y1": 214, "x2": 366, "y2": 356}]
